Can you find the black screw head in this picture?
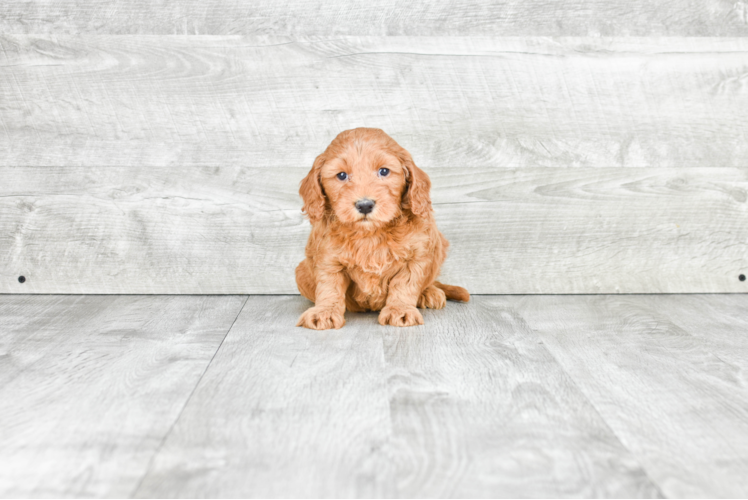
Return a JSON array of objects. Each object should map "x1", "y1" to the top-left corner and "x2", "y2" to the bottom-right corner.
[
  {"x1": 740, "y1": 274, "x2": 746, "y2": 282},
  {"x1": 18, "y1": 276, "x2": 26, "y2": 283}
]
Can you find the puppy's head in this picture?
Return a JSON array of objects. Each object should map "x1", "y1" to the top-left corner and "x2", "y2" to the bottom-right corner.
[{"x1": 300, "y1": 128, "x2": 431, "y2": 226}]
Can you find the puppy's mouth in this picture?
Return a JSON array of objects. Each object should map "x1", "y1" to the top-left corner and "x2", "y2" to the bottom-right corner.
[{"x1": 357, "y1": 215, "x2": 383, "y2": 227}]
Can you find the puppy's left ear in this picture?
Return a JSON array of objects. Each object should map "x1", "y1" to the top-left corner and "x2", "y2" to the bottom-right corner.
[
  {"x1": 402, "y1": 156, "x2": 432, "y2": 217},
  {"x1": 299, "y1": 154, "x2": 326, "y2": 223}
]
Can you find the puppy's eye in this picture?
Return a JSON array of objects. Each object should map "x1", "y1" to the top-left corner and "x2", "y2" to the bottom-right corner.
[
  {"x1": 379, "y1": 168, "x2": 390, "y2": 177},
  {"x1": 336, "y1": 172, "x2": 348, "y2": 181}
]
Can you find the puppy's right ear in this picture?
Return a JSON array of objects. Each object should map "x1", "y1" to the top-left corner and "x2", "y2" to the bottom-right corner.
[{"x1": 300, "y1": 154, "x2": 326, "y2": 223}]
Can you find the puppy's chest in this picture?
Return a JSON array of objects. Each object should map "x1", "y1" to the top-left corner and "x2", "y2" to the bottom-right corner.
[{"x1": 338, "y1": 238, "x2": 408, "y2": 292}]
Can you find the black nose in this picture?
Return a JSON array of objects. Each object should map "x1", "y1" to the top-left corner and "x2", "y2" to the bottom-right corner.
[{"x1": 355, "y1": 198, "x2": 375, "y2": 215}]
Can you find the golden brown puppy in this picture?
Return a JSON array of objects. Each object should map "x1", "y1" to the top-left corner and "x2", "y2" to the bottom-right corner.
[{"x1": 296, "y1": 128, "x2": 469, "y2": 329}]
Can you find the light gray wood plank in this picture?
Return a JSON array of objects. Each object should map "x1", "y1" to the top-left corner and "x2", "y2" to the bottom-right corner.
[
  {"x1": 2, "y1": 0, "x2": 748, "y2": 36},
  {"x1": 1, "y1": 166, "x2": 746, "y2": 294},
  {"x1": 382, "y1": 296, "x2": 662, "y2": 497},
  {"x1": 511, "y1": 294, "x2": 748, "y2": 498},
  {"x1": 134, "y1": 296, "x2": 395, "y2": 498},
  {"x1": 0, "y1": 294, "x2": 246, "y2": 498},
  {"x1": 2, "y1": 36, "x2": 748, "y2": 168},
  {"x1": 647, "y1": 295, "x2": 748, "y2": 373},
  {"x1": 4, "y1": 294, "x2": 745, "y2": 497},
  {"x1": 136, "y1": 296, "x2": 662, "y2": 497}
]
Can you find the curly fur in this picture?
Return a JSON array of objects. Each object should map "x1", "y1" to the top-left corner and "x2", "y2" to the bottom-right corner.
[{"x1": 296, "y1": 128, "x2": 469, "y2": 329}]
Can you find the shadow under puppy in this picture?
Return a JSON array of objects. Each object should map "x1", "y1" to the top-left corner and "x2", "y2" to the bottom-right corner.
[{"x1": 296, "y1": 127, "x2": 469, "y2": 329}]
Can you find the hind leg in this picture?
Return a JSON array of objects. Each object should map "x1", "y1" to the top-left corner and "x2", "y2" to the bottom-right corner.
[
  {"x1": 295, "y1": 259, "x2": 315, "y2": 302},
  {"x1": 417, "y1": 284, "x2": 446, "y2": 309}
]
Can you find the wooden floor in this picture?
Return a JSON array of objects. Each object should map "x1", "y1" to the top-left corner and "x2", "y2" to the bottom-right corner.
[{"x1": 1, "y1": 295, "x2": 747, "y2": 498}]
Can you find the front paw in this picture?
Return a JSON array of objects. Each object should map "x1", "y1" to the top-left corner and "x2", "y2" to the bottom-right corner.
[
  {"x1": 378, "y1": 305, "x2": 424, "y2": 327},
  {"x1": 296, "y1": 306, "x2": 345, "y2": 330}
]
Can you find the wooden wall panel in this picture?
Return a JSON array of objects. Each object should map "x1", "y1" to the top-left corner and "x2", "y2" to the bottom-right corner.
[
  {"x1": 2, "y1": 36, "x2": 748, "y2": 169},
  {"x1": 2, "y1": 0, "x2": 748, "y2": 36},
  {"x1": 1, "y1": 166, "x2": 745, "y2": 294},
  {"x1": 2, "y1": 34, "x2": 746, "y2": 293}
]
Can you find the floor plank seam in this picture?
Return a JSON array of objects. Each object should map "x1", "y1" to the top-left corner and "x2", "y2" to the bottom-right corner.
[
  {"x1": 527, "y1": 334, "x2": 668, "y2": 498},
  {"x1": 378, "y1": 327, "x2": 397, "y2": 497},
  {"x1": 127, "y1": 294, "x2": 250, "y2": 498}
]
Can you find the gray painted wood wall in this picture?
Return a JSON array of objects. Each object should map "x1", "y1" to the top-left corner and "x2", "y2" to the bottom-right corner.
[{"x1": 1, "y1": 2, "x2": 747, "y2": 294}]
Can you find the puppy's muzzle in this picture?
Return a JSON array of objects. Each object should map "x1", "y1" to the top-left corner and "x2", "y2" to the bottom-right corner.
[{"x1": 355, "y1": 198, "x2": 375, "y2": 215}]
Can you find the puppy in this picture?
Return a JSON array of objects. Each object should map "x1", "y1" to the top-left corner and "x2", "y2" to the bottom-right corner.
[{"x1": 295, "y1": 128, "x2": 469, "y2": 329}]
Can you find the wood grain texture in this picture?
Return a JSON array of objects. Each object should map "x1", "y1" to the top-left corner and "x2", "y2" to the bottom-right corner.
[
  {"x1": 3, "y1": 294, "x2": 747, "y2": 497},
  {"x1": 134, "y1": 295, "x2": 395, "y2": 498},
  {"x1": 0, "y1": 294, "x2": 246, "y2": 497},
  {"x1": 2, "y1": 0, "x2": 748, "y2": 36},
  {"x1": 381, "y1": 296, "x2": 662, "y2": 497},
  {"x1": 2, "y1": 36, "x2": 748, "y2": 168},
  {"x1": 648, "y1": 295, "x2": 748, "y2": 371},
  {"x1": 511, "y1": 294, "x2": 748, "y2": 498},
  {"x1": 134, "y1": 296, "x2": 662, "y2": 498},
  {"x1": 1, "y1": 166, "x2": 746, "y2": 294}
]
